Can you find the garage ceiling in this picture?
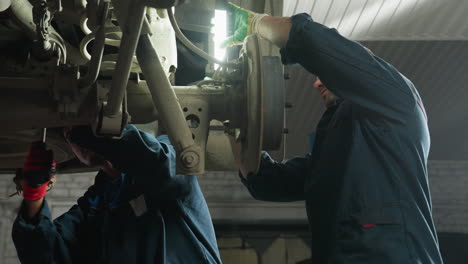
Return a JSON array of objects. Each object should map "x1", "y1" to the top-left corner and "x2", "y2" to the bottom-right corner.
[
  {"x1": 283, "y1": 0, "x2": 468, "y2": 41},
  {"x1": 281, "y1": 0, "x2": 468, "y2": 160}
]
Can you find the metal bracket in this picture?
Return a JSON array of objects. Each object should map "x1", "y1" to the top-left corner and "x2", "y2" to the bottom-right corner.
[
  {"x1": 93, "y1": 82, "x2": 130, "y2": 138},
  {"x1": 30, "y1": 0, "x2": 62, "y2": 60},
  {"x1": 94, "y1": 106, "x2": 128, "y2": 139},
  {"x1": 52, "y1": 64, "x2": 80, "y2": 116}
]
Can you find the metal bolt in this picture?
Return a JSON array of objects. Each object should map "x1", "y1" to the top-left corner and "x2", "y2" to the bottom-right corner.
[
  {"x1": 283, "y1": 128, "x2": 289, "y2": 134},
  {"x1": 180, "y1": 150, "x2": 200, "y2": 169},
  {"x1": 183, "y1": 155, "x2": 194, "y2": 165},
  {"x1": 284, "y1": 73, "x2": 290, "y2": 80},
  {"x1": 285, "y1": 102, "x2": 293, "y2": 109}
]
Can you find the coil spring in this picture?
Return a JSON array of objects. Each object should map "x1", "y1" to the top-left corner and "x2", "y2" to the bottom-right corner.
[{"x1": 79, "y1": 13, "x2": 140, "y2": 74}]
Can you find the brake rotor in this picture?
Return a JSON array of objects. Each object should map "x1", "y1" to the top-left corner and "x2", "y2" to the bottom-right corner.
[{"x1": 238, "y1": 34, "x2": 285, "y2": 175}]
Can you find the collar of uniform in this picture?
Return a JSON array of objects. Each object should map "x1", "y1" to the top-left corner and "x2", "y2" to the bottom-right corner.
[{"x1": 330, "y1": 98, "x2": 344, "y2": 107}]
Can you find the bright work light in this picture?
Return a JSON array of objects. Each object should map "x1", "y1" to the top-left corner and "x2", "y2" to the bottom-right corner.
[{"x1": 212, "y1": 9, "x2": 227, "y2": 69}]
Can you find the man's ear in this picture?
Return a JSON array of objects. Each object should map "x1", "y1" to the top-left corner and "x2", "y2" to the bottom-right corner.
[{"x1": 102, "y1": 160, "x2": 114, "y2": 170}]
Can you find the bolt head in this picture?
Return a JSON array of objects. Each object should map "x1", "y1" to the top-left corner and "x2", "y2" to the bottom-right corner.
[{"x1": 184, "y1": 155, "x2": 194, "y2": 164}]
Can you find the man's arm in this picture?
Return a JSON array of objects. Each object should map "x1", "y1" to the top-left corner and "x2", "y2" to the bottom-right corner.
[
  {"x1": 23, "y1": 198, "x2": 44, "y2": 220},
  {"x1": 17, "y1": 141, "x2": 56, "y2": 220},
  {"x1": 68, "y1": 125, "x2": 189, "y2": 202},
  {"x1": 228, "y1": 4, "x2": 411, "y2": 119},
  {"x1": 258, "y1": 14, "x2": 413, "y2": 121},
  {"x1": 69, "y1": 125, "x2": 175, "y2": 175},
  {"x1": 12, "y1": 200, "x2": 86, "y2": 264},
  {"x1": 228, "y1": 135, "x2": 249, "y2": 178},
  {"x1": 242, "y1": 152, "x2": 309, "y2": 202},
  {"x1": 229, "y1": 136, "x2": 307, "y2": 202}
]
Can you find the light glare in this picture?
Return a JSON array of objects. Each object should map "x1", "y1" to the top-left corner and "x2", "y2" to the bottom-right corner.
[{"x1": 213, "y1": 9, "x2": 227, "y2": 69}]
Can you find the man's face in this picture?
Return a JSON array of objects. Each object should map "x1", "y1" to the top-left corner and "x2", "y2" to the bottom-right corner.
[
  {"x1": 63, "y1": 127, "x2": 109, "y2": 169},
  {"x1": 69, "y1": 143, "x2": 105, "y2": 167},
  {"x1": 313, "y1": 77, "x2": 338, "y2": 107}
]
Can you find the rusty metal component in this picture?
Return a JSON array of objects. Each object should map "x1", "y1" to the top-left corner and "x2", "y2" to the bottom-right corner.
[
  {"x1": 94, "y1": 82, "x2": 129, "y2": 138},
  {"x1": 78, "y1": 0, "x2": 110, "y2": 91},
  {"x1": 32, "y1": 0, "x2": 53, "y2": 47},
  {"x1": 104, "y1": 0, "x2": 146, "y2": 117},
  {"x1": 0, "y1": 0, "x2": 286, "y2": 176},
  {"x1": 9, "y1": 0, "x2": 82, "y2": 65},
  {"x1": 30, "y1": 0, "x2": 62, "y2": 60},
  {"x1": 136, "y1": 33, "x2": 201, "y2": 174},
  {"x1": 52, "y1": 64, "x2": 80, "y2": 116}
]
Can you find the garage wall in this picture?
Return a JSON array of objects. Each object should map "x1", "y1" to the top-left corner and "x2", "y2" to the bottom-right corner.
[
  {"x1": 0, "y1": 161, "x2": 467, "y2": 263},
  {"x1": 428, "y1": 160, "x2": 468, "y2": 233}
]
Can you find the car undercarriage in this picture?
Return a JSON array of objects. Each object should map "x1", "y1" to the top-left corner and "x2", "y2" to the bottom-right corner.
[{"x1": 0, "y1": 0, "x2": 285, "y2": 174}]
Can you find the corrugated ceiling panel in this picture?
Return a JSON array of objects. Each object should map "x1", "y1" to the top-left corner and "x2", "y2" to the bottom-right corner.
[{"x1": 283, "y1": 0, "x2": 468, "y2": 40}]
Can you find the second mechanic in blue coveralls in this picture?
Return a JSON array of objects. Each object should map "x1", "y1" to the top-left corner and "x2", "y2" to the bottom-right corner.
[
  {"x1": 12, "y1": 125, "x2": 222, "y2": 264},
  {"x1": 227, "y1": 4, "x2": 444, "y2": 264}
]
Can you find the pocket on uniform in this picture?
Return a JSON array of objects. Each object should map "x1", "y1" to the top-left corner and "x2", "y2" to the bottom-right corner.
[{"x1": 335, "y1": 207, "x2": 411, "y2": 263}]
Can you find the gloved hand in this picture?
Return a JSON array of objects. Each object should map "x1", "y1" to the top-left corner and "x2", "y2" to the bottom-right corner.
[
  {"x1": 18, "y1": 141, "x2": 56, "y2": 200},
  {"x1": 223, "y1": 2, "x2": 268, "y2": 47}
]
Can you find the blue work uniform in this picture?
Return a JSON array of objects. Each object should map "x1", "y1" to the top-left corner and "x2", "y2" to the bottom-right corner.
[
  {"x1": 240, "y1": 14, "x2": 443, "y2": 263},
  {"x1": 12, "y1": 125, "x2": 222, "y2": 264}
]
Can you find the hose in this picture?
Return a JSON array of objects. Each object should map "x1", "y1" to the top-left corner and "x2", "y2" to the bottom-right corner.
[
  {"x1": 50, "y1": 31, "x2": 67, "y2": 63},
  {"x1": 167, "y1": 7, "x2": 236, "y2": 68}
]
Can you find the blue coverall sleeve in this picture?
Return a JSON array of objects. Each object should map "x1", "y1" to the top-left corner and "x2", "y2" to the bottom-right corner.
[
  {"x1": 107, "y1": 126, "x2": 186, "y2": 202},
  {"x1": 70, "y1": 125, "x2": 184, "y2": 201},
  {"x1": 281, "y1": 14, "x2": 414, "y2": 122},
  {"x1": 12, "y1": 200, "x2": 85, "y2": 264},
  {"x1": 92, "y1": 125, "x2": 176, "y2": 177},
  {"x1": 240, "y1": 152, "x2": 309, "y2": 202}
]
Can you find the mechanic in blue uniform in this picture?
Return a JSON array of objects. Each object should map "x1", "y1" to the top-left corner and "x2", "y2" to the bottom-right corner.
[
  {"x1": 12, "y1": 125, "x2": 222, "y2": 264},
  {"x1": 227, "y1": 4, "x2": 444, "y2": 264}
]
